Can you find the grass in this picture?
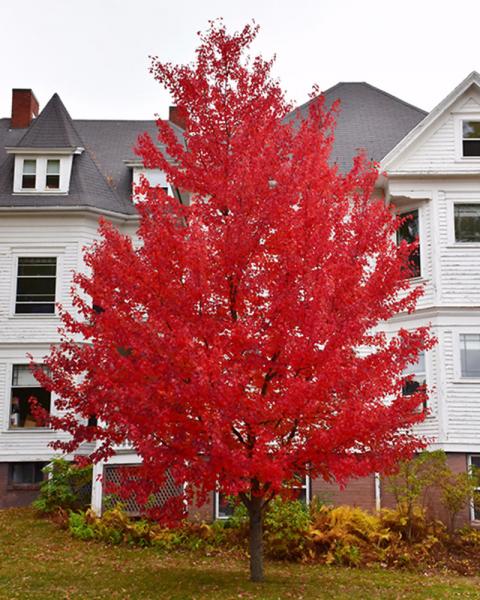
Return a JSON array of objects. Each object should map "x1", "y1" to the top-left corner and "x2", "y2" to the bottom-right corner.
[{"x1": 0, "y1": 508, "x2": 480, "y2": 599}]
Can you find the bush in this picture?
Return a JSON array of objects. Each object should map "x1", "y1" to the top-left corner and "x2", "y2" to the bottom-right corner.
[
  {"x1": 263, "y1": 497, "x2": 311, "y2": 560},
  {"x1": 33, "y1": 459, "x2": 93, "y2": 514},
  {"x1": 56, "y1": 491, "x2": 480, "y2": 574}
]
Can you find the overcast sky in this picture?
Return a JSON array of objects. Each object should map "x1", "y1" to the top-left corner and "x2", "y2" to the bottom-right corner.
[{"x1": 1, "y1": 0, "x2": 479, "y2": 120}]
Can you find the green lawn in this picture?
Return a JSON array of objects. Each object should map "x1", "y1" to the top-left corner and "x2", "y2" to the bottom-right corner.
[{"x1": 1, "y1": 508, "x2": 479, "y2": 599}]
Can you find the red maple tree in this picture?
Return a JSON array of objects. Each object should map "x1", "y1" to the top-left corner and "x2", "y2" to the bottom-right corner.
[{"x1": 35, "y1": 22, "x2": 433, "y2": 581}]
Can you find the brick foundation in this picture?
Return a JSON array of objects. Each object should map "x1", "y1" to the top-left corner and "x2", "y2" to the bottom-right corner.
[
  {"x1": 0, "y1": 463, "x2": 43, "y2": 509},
  {"x1": 310, "y1": 453, "x2": 475, "y2": 528}
]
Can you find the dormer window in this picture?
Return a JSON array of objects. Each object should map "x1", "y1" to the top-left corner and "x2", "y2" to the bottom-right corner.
[
  {"x1": 12, "y1": 155, "x2": 73, "y2": 194},
  {"x1": 46, "y1": 159, "x2": 60, "y2": 190},
  {"x1": 22, "y1": 159, "x2": 36, "y2": 189},
  {"x1": 462, "y1": 120, "x2": 480, "y2": 156}
]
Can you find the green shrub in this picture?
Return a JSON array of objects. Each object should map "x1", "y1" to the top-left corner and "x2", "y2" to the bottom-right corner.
[
  {"x1": 264, "y1": 497, "x2": 311, "y2": 560},
  {"x1": 68, "y1": 511, "x2": 96, "y2": 541},
  {"x1": 33, "y1": 459, "x2": 93, "y2": 514}
]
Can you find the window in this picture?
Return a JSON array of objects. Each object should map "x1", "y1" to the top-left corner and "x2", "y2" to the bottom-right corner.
[
  {"x1": 214, "y1": 475, "x2": 311, "y2": 520},
  {"x1": 402, "y1": 352, "x2": 427, "y2": 411},
  {"x1": 462, "y1": 121, "x2": 480, "y2": 157},
  {"x1": 290, "y1": 474, "x2": 311, "y2": 504},
  {"x1": 8, "y1": 462, "x2": 46, "y2": 487},
  {"x1": 9, "y1": 364, "x2": 51, "y2": 429},
  {"x1": 22, "y1": 159, "x2": 36, "y2": 189},
  {"x1": 454, "y1": 204, "x2": 480, "y2": 243},
  {"x1": 470, "y1": 455, "x2": 480, "y2": 521},
  {"x1": 460, "y1": 334, "x2": 480, "y2": 378},
  {"x1": 46, "y1": 159, "x2": 60, "y2": 190},
  {"x1": 215, "y1": 492, "x2": 235, "y2": 519},
  {"x1": 397, "y1": 209, "x2": 421, "y2": 278},
  {"x1": 15, "y1": 257, "x2": 56, "y2": 314}
]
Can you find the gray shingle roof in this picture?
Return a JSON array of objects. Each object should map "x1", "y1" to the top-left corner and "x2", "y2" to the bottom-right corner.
[
  {"x1": 0, "y1": 94, "x2": 184, "y2": 216},
  {"x1": 13, "y1": 93, "x2": 83, "y2": 149},
  {"x1": 0, "y1": 84, "x2": 426, "y2": 215},
  {"x1": 285, "y1": 82, "x2": 427, "y2": 172}
]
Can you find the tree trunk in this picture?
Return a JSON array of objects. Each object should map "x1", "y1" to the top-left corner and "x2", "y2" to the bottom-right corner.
[{"x1": 248, "y1": 496, "x2": 264, "y2": 582}]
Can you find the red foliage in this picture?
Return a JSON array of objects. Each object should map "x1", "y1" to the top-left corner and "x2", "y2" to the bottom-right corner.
[{"x1": 33, "y1": 22, "x2": 433, "y2": 523}]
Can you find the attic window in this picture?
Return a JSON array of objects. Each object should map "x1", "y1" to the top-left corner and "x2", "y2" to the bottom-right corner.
[
  {"x1": 22, "y1": 159, "x2": 36, "y2": 189},
  {"x1": 462, "y1": 121, "x2": 480, "y2": 156},
  {"x1": 46, "y1": 159, "x2": 60, "y2": 190}
]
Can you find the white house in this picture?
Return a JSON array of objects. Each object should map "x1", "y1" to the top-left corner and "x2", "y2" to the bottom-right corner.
[{"x1": 0, "y1": 76, "x2": 478, "y2": 523}]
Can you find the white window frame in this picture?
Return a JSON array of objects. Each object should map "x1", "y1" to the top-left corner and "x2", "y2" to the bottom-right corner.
[
  {"x1": 446, "y1": 197, "x2": 480, "y2": 247},
  {"x1": 9, "y1": 248, "x2": 64, "y2": 319},
  {"x1": 14, "y1": 256, "x2": 57, "y2": 316},
  {"x1": 21, "y1": 158, "x2": 37, "y2": 190},
  {"x1": 131, "y1": 167, "x2": 172, "y2": 204},
  {"x1": 46, "y1": 159, "x2": 61, "y2": 191},
  {"x1": 455, "y1": 332, "x2": 480, "y2": 382},
  {"x1": 450, "y1": 200, "x2": 480, "y2": 245},
  {"x1": 396, "y1": 204, "x2": 424, "y2": 281},
  {"x1": 402, "y1": 350, "x2": 428, "y2": 413},
  {"x1": 468, "y1": 455, "x2": 480, "y2": 522},
  {"x1": 214, "y1": 491, "x2": 235, "y2": 520},
  {"x1": 5, "y1": 361, "x2": 52, "y2": 432},
  {"x1": 214, "y1": 475, "x2": 311, "y2": 520},
  {"x1": 455, "y1": 115, "x2": 480, "y2": 161},
  {"x1": 13, "y1": 155, "x2": 73, "y2": 194}
]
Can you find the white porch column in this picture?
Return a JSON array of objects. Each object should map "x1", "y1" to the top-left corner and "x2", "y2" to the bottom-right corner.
[{"x1": 91, "y1": 460, "x2": 104, "y2": 515}]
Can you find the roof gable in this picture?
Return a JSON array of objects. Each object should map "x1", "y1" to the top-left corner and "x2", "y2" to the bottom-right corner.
[{"x1": 381, "y1": 71, "x2": 480, "y2": 172}]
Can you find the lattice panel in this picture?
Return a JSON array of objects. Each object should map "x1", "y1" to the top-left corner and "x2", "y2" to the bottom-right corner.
[{"x1": 103, "y1": 465, "x2": 183, "y2": 515}]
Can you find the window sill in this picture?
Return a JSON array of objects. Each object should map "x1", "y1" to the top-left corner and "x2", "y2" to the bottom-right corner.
[
  {"x1": 13, "y1": 191, "x2": 68, "y2": 196},
  {"x1": 9, "y1": 314, "x2": 58, "y2": 319},
  {"x1": 7, "y1": 484, "x2": 41, "y2": 491},
  {"x1": 6, "y1": 427, "x2": 51, "y2": 433},
  {"x1": 405, "y1": 276, "x2": 427, "y2": 285},
  {"x1": 452, "y1": 378, "x2": 480, "y2": 384}
]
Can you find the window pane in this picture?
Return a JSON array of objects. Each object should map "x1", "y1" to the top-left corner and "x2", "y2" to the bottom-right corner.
[
  {"x1": 17, "y1": 276, "x2": 56, "y2": 297},
  {"x1": 12, "y1": 365, "x2": 40, "y2": 387},
  {"x1": 403, "y1": 352, "x2": 425, "y2": 376},
  {"x1": 463, "y1": 140, "x2": 480, "y2": 156},
  {"x1": 397, "y1": 210, "x2": 421, "y2": 278},
  {"x1": 23, "y1": 160, "x2": 36, "y2": 175},
  {"x1": 460, "y1": 334, "x2": 480, "y2": 377},
  {"x1": 9, "y1": 463, "x2": 45, "y2": 485},
  {"x1": 471, "y1": 456, "x2": 480, "y2": 470},
  {"x1": 46, "y1": 175, "x2": 60, "y2": 189},
  {"x1": 22, "y1": 174, "x2": 36, "y2": 189},
  {"x1": 217, "y1": 493, "x2": 235, "y2": 518},
  {"x1": 46, "y1": 160, "x2": 60, "y2": 175},
  {"x1": 16, "y1": 257, "x2": 56, "y2": 314},
  {"x1": 10, "y1": 385, "x2": 51, "y2": 428},
  {"x1": 454, "y1": 204, "x2": 480, "y2": 242},
  {"x1": 463, "y1": 121, "x2": 480, "y2": 139},
  {"x1": 18, "y1": 257, "x2": 56, "y2": 277}
]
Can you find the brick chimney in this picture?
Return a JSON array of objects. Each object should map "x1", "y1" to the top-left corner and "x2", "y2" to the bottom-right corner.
[
  {"x1": 169, "y1": 105, "x2": 187, "y2": 130},
  {"x1": 11, "y1": 89, "x2": 39, "y2": 128}
]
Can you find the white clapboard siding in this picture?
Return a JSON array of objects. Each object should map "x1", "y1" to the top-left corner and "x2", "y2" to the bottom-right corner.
[
  {"x1": 442, "y1": 330, "x2": 480, "y2": 444},
  {"x1": 389, "y1": 89, "x2": 480, "y2": 174},
  {"x1": 0, "y1": 212, "x2": 137, "y2": 461}
]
